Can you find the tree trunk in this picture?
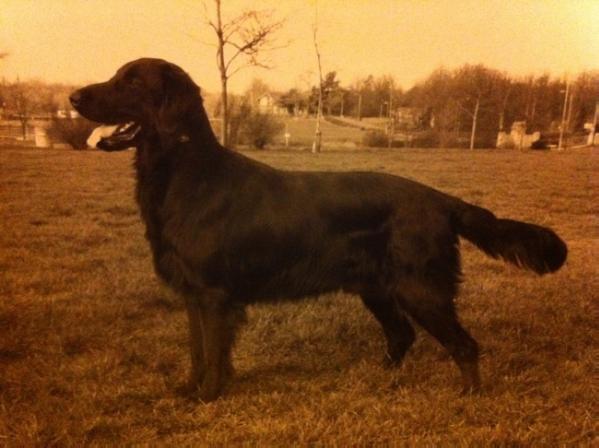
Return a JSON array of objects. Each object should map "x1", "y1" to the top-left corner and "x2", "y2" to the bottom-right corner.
[
  {"x1": 530, "y1": 94, "x2": 537, "y2": 128},
  {"x1": 558, "y1": 80, "x2": 570, "y2": 150},
  {"x1": 498, "y1": 87, "x2": 511, "y2": 132},
  {"x1": 20, "y1": 116, "x2": 27, "y2": 140},
  {"x1": 220, "y1": 77, "x2": 228, "y2": 146},
  {"x1": 565, "y1": 90, "x2": 575, "y2": 134},
  {"x1": 312, "y1": 22, "x2": 323, "y2": 153},
  {"x1": 357, "y1": 93, "x2": 362, "y2": 121},
  {"x1": 498, "y1": 94, "x2": 508, "y2": 131},
  {"x1": 313, "y1": 82, "x2": 323, "y2": 153},
  {"x1": 469, "y1": 96, "x2": 480, "y2": 150},
  {"x1": 215, "y1": 0, "x2": 228, "y2": 147}
]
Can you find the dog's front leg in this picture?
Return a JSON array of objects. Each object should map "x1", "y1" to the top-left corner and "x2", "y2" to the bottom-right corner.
[
  {"x1": 196, "y1": 288, "x2": 235, "y2": 403},
  {"x1": 183, "y1": 294, "x2": 205, "y2": 393}
]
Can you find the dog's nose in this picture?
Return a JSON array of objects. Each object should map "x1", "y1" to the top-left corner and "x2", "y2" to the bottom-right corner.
[{"x1": 69, "y1": 91, "x2": 83, "y2": 108}]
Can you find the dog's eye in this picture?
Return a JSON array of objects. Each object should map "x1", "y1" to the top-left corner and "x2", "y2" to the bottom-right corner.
[{"x1": 130, "y1": 78, "x2": 144, "y2": 89}]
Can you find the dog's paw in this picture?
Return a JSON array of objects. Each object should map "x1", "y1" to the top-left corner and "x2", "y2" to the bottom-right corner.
[
  {"x1": 460, "y1": 382, "x2": 482, "y2": 396},
  {"x1": 382, "y1": 351, "x2": 405, "y2": 369},
  {"x1": 175, "y1": 381, "x2": 201, "y2": 400}
]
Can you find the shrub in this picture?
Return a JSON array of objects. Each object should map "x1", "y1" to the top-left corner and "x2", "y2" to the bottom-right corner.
[
  {"x1": 410, "y1": 130, "x2": 438, "y2": 148},
  {"x1": 362, "y1": 130, "x2": 388, "y2": 148},
  {"x1": 47, "y1": 117, "x2": 97, "y2": 150},
  {"x1": 228, "y1": 97, "x2": 252, "y2": 147},
  {"x1": 241, "y1": 112, "x2": 284, "y2": 149}
]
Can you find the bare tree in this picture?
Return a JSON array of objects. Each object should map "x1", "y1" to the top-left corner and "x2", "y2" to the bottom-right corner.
[
  {"x1": 203, "y1": 0, "x2": 284, "y2": 146},
  {"x1": 4, "y1": 79, "x2": 53, "y2": 140},
  {"x1": 455, "y1": 65, "x2": 499, "y2": 150},
  {"x1": 311, "y1": 10, "x2": 324, "y2": 153},
  {"x1": 496, "y1": 74, "x2": 513, "y2": 132}
]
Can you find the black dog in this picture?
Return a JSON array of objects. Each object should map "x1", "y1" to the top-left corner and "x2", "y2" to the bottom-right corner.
[{"x1": 70, "y1": 58, "x2": 567, "y2": 402}]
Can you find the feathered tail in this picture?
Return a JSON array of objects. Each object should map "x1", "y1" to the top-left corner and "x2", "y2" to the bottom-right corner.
[{"x1": 454, "y1": 203, "x2": 567, "y2": 274}]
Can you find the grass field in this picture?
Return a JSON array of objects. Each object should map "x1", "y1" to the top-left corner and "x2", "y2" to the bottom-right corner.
[
  {"x1": 0, "y1": 145, "x2": 597, "y2": 446},
  {"x1": 281, "y1": 117, "x2": 365, "y2": 147}
]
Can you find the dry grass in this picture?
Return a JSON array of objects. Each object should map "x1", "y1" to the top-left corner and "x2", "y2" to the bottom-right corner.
[
  {"x1": 281, "y1": 117, "x2": 365, "y2": 147},
  {"x1": 1, "y1": 145, "x2": 597, "y2": 446}
]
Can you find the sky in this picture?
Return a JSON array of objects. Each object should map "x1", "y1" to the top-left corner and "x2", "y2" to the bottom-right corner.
[{"x1": 1, "y1": 0, "x2": 598, "y2": 94}]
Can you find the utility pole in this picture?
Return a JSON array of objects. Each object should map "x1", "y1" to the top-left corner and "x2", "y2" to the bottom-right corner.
[{"x1": 558, "y1": 77, "x2": 570, "y2": 151}]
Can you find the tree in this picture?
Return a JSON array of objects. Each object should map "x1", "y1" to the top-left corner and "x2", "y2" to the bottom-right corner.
[
  {"x1": 352, "y1": 78, "x2": 364, "y2": 120},
  {"x1": 203, "y1": 0, "x2": 284, "y2": 146},
  {"x1": 409, "y1": 68, "x2": 460, "y2": 147},
  {"x1": 279, "y1": 88, "x2": 307, "y2": 116},
  {"x1": 495, "y1": 74, "x2": 513, "y2": 132},
  {"x1": 453, "y1": 65, "x2": 501, "y2": 149},
  {"x1": 245, "y1": 78, "x2": 271, "y2": 109},
  {"x1": 309, "y1": 71, "x2": 342, "y2": 116},
  {"x1": 3, "y1": 79, "x2": 53, "y2": 139},
  {"x1": 322, "y1": 71, "x2": 340, "y2": 116},
  {"x1": 569, "y1": 71, "x2": 599, "y2": 132},
  {"x1": 0, "y1": 53, "x2": 8, "y2": 114}
]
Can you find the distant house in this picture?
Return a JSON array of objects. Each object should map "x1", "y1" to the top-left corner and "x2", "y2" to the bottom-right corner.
[
  {"x1": 394, "y1": 107, "x2": 431, "y2": 131},
  {"x1": 256, "y1": 93, "x2": 288, "y2": 115}
]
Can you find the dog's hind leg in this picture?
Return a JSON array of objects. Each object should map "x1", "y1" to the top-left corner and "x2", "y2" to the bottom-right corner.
[
  {"x1": 359, "y1": 289, "x2": 416, "y2": 367},
  {"x1": 398, "y1": 280, "x2": 481, "y2": 393}
]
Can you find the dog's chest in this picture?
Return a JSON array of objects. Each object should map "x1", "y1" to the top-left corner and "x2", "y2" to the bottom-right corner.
[{"x1": 136, "y1": 167, "x2": 223, "y2": 292}]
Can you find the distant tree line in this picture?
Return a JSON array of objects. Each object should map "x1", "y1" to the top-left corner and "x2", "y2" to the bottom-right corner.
[
  {"x1": 0, "y1": 79, "x2": 75, "y2": 139},
  {"x1": 1, "y1": 63, "x2": 597, "y2": 149},
  {"x1": 274, "y1": 64, "x2": 599, "y2": 148},
  {"x1": 0, "y1": 79, "x2": 99, "y2": 148}
]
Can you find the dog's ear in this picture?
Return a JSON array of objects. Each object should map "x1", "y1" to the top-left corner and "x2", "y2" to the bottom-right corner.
[{"x1": 156, "y1": 64, "x2": 201, "y2": 142}]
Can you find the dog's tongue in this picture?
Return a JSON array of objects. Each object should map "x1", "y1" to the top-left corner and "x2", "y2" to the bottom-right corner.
[
  {"x1": 86, "y1": 122, "x2": 141, "y2": 150},
  {"x1": 87, "y1": 124, "x2": 121, "y2": 149}
]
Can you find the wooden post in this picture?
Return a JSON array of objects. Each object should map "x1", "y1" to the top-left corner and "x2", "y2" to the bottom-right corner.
[
  {"x1": 469, "y1": 95, "x2": 481, "y2": 150},
  {"x1": 558, "y1": 78, "x2": 570, "y2": 150}
]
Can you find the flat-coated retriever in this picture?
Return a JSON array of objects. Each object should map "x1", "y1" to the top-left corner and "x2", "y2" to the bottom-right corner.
[{"x1": 70, "y1": 58, "x2": 567, "y2": 402}]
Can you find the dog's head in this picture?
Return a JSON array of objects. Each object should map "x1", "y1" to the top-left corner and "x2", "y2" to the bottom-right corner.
[{"x1": 70, "y1": 58, "x2": 201, "y2": 151}]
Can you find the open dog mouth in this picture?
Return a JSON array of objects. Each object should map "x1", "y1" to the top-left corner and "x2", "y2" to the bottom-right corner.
[{"x1": 88, "y1": 122, "x2": 142, "y2": 151}]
